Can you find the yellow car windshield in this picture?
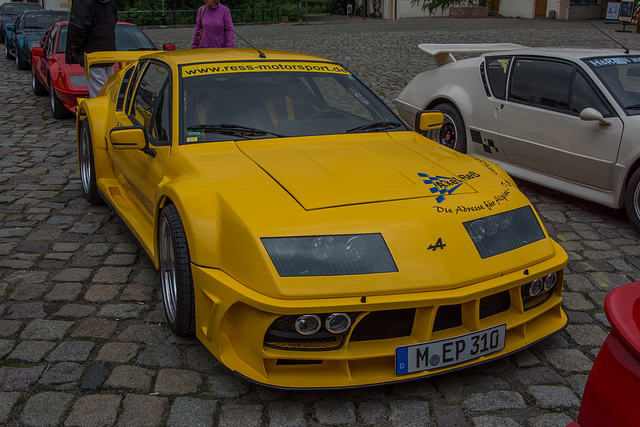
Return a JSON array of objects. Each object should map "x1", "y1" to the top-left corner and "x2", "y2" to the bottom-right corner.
[{"x1": 180, "y1": 64, "x2": 405, "y2": 143}]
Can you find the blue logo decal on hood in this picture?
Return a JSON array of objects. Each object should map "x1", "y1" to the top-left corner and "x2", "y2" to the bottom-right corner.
[{"x1": 418, "y1": 173, "x2": 463, "y2": 203}]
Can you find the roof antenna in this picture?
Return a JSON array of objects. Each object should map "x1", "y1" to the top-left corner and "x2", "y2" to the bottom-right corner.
[
  {"x1": 232, "y1": 29, "x2": 266, "y2": 58},
  {"x1": 557, "y1": 0, "x2": 630, "y2": 54}
]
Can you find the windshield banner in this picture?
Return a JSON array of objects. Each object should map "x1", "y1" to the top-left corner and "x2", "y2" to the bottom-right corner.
[{"x1": 181, "y1": 62, "x2": 350, "y2": 77}]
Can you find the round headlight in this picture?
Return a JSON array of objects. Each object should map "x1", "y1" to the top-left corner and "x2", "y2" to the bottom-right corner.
[
  {"x1": 484, "y1": 217, "x2": 500, "y2": 237},
  {"x1": 529, "y1": 278, "x2": 544, "y2": 296},
  {"x1": 273, "y1": 238, "x2": 299, "y2": 260},
  {"x1": 295, "y1": 315, "x2": 321, "y2": 335},
  {"x1": 468, "y1": 220, "x2": 486, "y2": 242},
  {"x1": 343, "y1": 236, "x2": 367, "y2": 262},
  {"x1": 543, "y1": 272, "x2": 557, "y2": 291},
  {"x1": 310, "y1": 236, "x2": 335, "y2": 261},
  {"x1": 497, "y1": 211, "x2": 514, "y2": 229},
  {"x1": 325, "y1": 313, "x2": 351, "y2": 334}
]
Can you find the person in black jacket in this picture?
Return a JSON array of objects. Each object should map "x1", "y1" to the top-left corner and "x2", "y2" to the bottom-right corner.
[{"x1": 65, "y1": 0, "x2": 117, "y2": 97}]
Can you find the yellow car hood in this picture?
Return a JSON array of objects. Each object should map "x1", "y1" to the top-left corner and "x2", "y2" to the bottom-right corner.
[
  {"x1": 237, "y1": 133, "x2": 476, "y2": 210},
  {"x1": 176, "y1": 132, "x2": 559, "y2": 299}
]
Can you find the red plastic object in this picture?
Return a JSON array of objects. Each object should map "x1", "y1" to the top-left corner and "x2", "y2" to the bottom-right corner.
[{"x1": 569, "y1": 281, "x2": 640, "y2": 426}]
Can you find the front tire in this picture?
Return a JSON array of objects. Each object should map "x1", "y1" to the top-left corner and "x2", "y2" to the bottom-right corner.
[
  {"x1": 50, "y1": 76, "x2": 72, "y2": 119},
  {"x1": 423, "y1": 103, "x2": 467, "y2": 153},
  {"x1": 78, "y1": 120, "x2": 103, "y2": 205},
  {"x1": 4, "y1": 42, "x2": 11, "y2": 59},
  {"x1": 159, "y1": 204, "x2": 196, "y2": 336},
  {"x1": 15, "y1": 48, "x2": 27, "y2": 70},
  {"x1": 625, "y1": 169, "x2": 640, "y2": 232},
  {"x1": 32, "y1": 64, "x2": 47, "y2": 96}
]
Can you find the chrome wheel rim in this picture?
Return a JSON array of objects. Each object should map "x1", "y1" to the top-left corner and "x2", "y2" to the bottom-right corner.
[
  {"x1": 425, "y1": 113, "x2": 456, "y2": 150},
  {"x1": 79, "y1": 126, "x2": 91, "y2": 195},
  {"x1": 159, "y1": 217, "x2": 177, "y2": 324},
  {"x1": 49, "y1": 79, "x2": 55, "y2": 112},
  {"x1": 633, "y1": 184, "x2": 640, "y2": 222}
]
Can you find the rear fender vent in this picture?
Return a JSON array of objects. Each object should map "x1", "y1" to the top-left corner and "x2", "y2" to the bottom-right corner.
[{"x1": 116, "y1": 67, "x2": 135, "y2": 112}]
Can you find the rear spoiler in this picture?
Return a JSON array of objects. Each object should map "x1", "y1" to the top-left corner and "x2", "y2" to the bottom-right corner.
[
  {"x1": 84, "y1": 51, "x2": 161, "y2": 79},
  {"x1": 418, "y1": 43, "x2": 524, "y2": 66}
]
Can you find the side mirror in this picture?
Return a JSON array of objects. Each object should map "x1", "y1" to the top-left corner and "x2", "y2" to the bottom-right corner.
[
  {"x1": 163, "y1": 43, "x2": 176, "y2": 51},
  {"x1": 109, "y1": 126, "x2": 148, "y2": 150},
  {"x1": 415, "y1": 110, "x2": 444, "y2": 132},
  {"x1": 7, "y1": 24, "x2": 15, "y2": 32},
  {"x1": 31, "y1": 47, "x2": 45, "y2": 57},
  {"x1": 579, "y1": 107, "x2": 611, "y2": 127}
]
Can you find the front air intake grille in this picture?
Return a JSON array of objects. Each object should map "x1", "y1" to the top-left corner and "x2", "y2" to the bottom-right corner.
[
  {"x1": 432, "y1": 304, "x2": 462, "y2": 332},
  {"x1": 480, "y1": 290, "x2": 511, "y2": 319},
  {"x1": 350, "y1": 308, "x2": 415, "y2": 341}
]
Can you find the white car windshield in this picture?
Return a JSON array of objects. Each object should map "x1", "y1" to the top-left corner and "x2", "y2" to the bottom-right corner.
[
  {"x1": 586, "y1": 55, "x2": 640, "y2": 116},
  {"x1": 180, "y1": 66, "x2": 405, "y2": 143}
]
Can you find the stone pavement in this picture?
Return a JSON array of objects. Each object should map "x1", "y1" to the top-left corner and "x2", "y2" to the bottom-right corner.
[{"x1": 1, "y1": 16, "x2": 640, "y2": 426}]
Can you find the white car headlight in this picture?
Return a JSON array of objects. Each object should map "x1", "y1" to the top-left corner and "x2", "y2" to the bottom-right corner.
[
  {"x1": 463, "y1": 206, "x2": 545, "y2": 258},
  {"x1": 262, "y1": 233, "x2": 397, "y2": 277}
]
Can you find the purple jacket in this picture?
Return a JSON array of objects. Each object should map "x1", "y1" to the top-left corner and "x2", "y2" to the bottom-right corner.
[{"x1": 192, "y1": 4, "x2": 234, "y2": 49}]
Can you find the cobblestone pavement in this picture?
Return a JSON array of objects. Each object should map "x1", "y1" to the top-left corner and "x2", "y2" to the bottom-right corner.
[{"x1": 1, "y1": 16, "x2": 640, "y2": 426}]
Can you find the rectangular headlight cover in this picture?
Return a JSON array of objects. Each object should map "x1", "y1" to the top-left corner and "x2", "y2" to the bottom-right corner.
[
  {"x1": 463, "y1": 206, "x2": 545, "y2": 259},
  {"x1": 262, "y1": 233, "x2": 398, "y2": 277}
]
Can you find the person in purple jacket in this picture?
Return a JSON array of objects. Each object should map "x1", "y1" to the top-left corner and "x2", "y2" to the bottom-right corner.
[{"x1": 192, "y1": 0, "x2": 234, "y2": 49}]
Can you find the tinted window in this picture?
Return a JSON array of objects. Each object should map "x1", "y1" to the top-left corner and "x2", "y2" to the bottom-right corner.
[
  {"x1": 572, "y1": 72, "x2": 612, "y2": 116},
  {"x1": 23, "y1": 11, "x2": 68, "y2": 30},
  {"x1": 131, "y1": 62, "x2": 171, "y2": 144},
  {"x1": 486, "y1": 56, "x2": 511, "y2": 99},
  {"x1": 115, "y1": 24, "x2": 156, "y2": 51},
  {"x1": 509, "y1": 59, "x2": 573, "y2": 111},
  {"x1": 586, "y1": 56, "x2": 640, "y2": 116}
]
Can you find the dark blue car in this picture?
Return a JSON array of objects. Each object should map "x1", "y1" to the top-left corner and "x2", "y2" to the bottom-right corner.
[
  {"x1": 6, "y1": 9, "x2": 68, "y2": 70},
  {"x1": 0, "y1": 1, "x2": 42, "y2": 44}
]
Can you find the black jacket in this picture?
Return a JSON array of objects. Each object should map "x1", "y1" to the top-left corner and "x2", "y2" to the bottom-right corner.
[{"x1": 65, "y1": 0, "x2": 117, "y2": 66}]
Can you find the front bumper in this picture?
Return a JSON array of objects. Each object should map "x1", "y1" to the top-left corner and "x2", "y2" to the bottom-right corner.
[{"x1": 192, "y1": 242, "x2": 567, "y2": 389}]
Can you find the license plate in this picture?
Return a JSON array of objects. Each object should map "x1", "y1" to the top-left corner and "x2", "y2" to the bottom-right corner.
[{"x1": 395, "y1": 324, "x2": 506, "y2": 375}]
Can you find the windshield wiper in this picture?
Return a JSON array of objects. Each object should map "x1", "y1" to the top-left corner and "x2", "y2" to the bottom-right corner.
[
  {"x1": 346, "y1": 121, "x2": 403, "y2": 133},
  {"x1": 624, "y1": 104, "x2": 640, "y2": 110},
  {"x1": 187, "y1": 124, "x2": 283, "y2": 139}
]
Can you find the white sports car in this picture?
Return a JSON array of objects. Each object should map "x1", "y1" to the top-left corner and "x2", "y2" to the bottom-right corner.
[{"x1": 395, "y1": 44, "x2": 640, "y2": 230}]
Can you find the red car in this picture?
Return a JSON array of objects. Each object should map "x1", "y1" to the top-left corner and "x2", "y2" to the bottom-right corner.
[
  {"x1": 569, "y1": 280, "x2": 640, "y2": 426},
  {"x1": 31, "y1": 21, "x2": 174, "y2": 119}
]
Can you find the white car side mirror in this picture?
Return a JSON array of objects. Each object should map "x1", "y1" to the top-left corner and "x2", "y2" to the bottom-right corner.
[{"x1": 579, "y1": 107, "x2": 611, "y2": 127}]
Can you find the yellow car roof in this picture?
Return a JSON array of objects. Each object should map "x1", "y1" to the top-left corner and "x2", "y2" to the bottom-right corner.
[{"x1": 84, "y1": 48, "x2": 339, "y2": 78}]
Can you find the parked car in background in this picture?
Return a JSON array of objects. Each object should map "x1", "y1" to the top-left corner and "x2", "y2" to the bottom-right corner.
[
  {"x1": 7, "y1": 9, "x2": 68, "y2": 69},
  {"x1": 31, "y1": 21, "x2": 174, "y2": 119},
  {"x1": 75, "y1": 47, "x2": 568, "y2": 389},
  {"x1": 395, "y1": 44, "x2": 640, "y2": 231},
  {"x1": 569, "y1": 280, "x2": 640, "y2": 426},
  {"x1": 0, "y1": 1, "x2": 41, "y2": 43}
]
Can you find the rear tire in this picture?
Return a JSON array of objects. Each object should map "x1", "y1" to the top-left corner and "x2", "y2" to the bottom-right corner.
[
  {"x1": 50, "y1": 76, "x2": 72, "y2": 119},
  {"x1": 159, "y1": 204, "x2": 196, "y2": 336},
  {"x1": 32, "y1": 65, "x2": 46, "y2": 95},
  {"x1": 625, "y1": 168, "x2": 640, "y2": 232},
  {"x1": 78, "y1": 120, "x2": 103, "y2": 205},
  {"x1": 423, "y1": 103, "x2": 467, "y2": 153}
]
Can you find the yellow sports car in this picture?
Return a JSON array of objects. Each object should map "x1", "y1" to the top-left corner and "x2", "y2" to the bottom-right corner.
[{"x1": 76, "y1": 48, "x2": 568, "y2": 389}]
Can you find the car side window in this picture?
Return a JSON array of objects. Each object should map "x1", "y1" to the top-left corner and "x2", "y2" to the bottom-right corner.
[
  {"x1": 509, "y1": 58, "x2": 574, "y2": 111},
  {"x1": 130, "y1": 61, "x2": 171, "y2": 145},
  {"x1": 485, "y1": 56, "x2": 511, "y2": 100},
  {"x1": 47, "y1": 26, "x2": 57, "y2": 56},
  {"x1": 572, "y1": 72, "x2": 612, "y2": 116}
]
